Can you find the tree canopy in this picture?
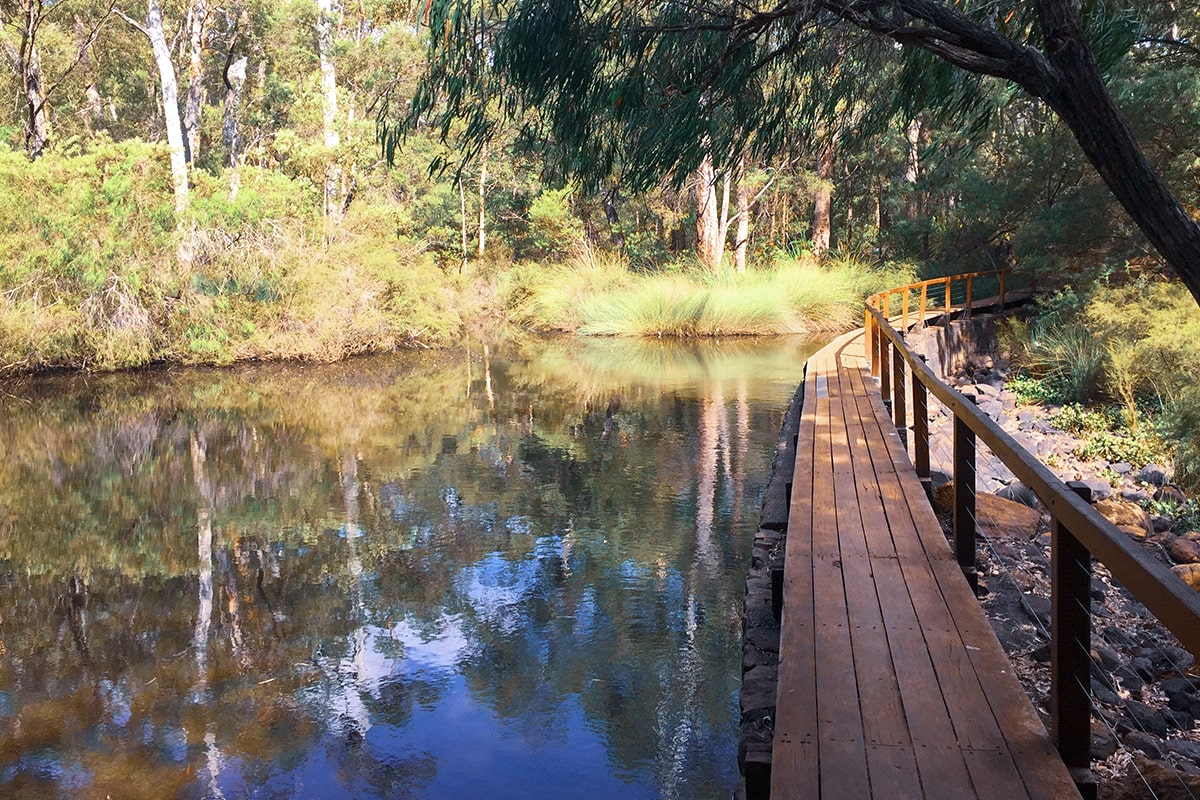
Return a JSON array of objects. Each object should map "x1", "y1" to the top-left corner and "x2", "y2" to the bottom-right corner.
[{"x1": 400, "y1": 0, "x2": 1200, "y2": 305}]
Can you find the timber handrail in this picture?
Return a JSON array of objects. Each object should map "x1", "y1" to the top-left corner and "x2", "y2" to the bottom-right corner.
[{"x1": 864, "y1": 270, "x2": 1200, "y2": 794}]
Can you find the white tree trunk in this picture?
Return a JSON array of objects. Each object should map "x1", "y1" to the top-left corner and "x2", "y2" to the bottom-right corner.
[
  {"x1": 734, "y1": 158, "x2": 750, "y2": 273},
  {"x1": 478, "y1": 142, "x2": 487, "y2": 257},
  {"x1": 812, "y1": 144, "x2": 835, "y2": 257},
  {"x1": 693, "y1": 153, "x2": 723, "y2": 269},
  {"x1": 145, "y1": 0, "x2": 190, "y2": 213},
  {"x1": 23, "y1": 47, "x2": 49, "y2": 159},
  {"x1": 316, "y1": 0, "x2": 340, "y2": 219},
  {"x1": 183, "y1": 0, "x2": 207, "y2": 164},
  {"x1": 223, "y1": 56, "x2": 247, "y2": 200}
]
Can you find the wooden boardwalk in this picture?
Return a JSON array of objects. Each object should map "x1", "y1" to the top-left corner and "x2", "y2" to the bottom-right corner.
[{"x1": 770, "y1": 328, "x2": 1082, "y2": 800}]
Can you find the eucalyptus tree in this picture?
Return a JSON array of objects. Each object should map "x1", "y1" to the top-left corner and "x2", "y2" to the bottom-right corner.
[
  {"x1": 0, "y1": 0, "x2": 115, "y2": 159},
  {"x1": 397, "y1": 0, "x2": 1200, "y2": 305}
]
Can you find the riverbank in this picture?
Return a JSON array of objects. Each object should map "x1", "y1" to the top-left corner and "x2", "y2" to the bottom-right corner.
[{"x1": 0, "y1": 141, "x2": 912, "y2": 376}]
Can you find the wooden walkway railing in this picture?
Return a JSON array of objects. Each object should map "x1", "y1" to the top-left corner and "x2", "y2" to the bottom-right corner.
[{"x1": 768, "y1": 271, "x2": 1200, "y2": 799}]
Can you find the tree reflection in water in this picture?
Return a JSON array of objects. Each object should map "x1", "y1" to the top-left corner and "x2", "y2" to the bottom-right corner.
[{"x1": 0, "y1": 336, "x2": 817, "y2": 799}]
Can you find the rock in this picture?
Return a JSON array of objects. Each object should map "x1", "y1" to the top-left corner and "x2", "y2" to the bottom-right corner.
[
  {"x1": 1136, "y1": 645, "x2": 1195, "y2": 675},
  {"x1": 1166, "y1": 707, "x2": 1195, "y2": 731},
  {"x1": 1095, "y1": 644, "x2": 1122, "y2": 672},
  {"x1": 1155, "y1": 484, "x2": 1188, "y2": 505},
  {"x1": 1092, "y1": 676, "x2": 1121, "y2": 706},
  {"x1": 1171, "y1": 564, "x2": 1200, "y2": 591},
  {"x1": 739, "y1": 665, "x2": 778, "y2": 714},
  {"x1": 1083, "y1": 477, "x2": 1113, "y2": 501},
  {"x1": 1152, "y1": 514, "x2": 1175, "y2": 533},
  {"x1": 1022, "y1": 594, "x2": 1052, "y2": 630},
  {"x1": 1113, "y1": 664, "x2": 1145, "y2": 694},
  {"x1": 1139, "y1": 464, "x2": 1168, "y2": 486},
  {"x1": 1124, "y1": 699, "x2": 1170, "y2": 737},
  {"x1": 996, "y1": 481, "x2": 1039, "y2": 508},
  {"x1": 1110, "y1": 462, "x2": 1133, "y2": 475},
  {"x1": 1122, "y1": 730, "x2": 1164, "y2": 758},
  {"x1": 1092, "y1": 719, "x2": 1119, "y2": 760},
  {"x1": 930, "y1": 483, "x2": 1042, "y2": 539},
  {"x1": 1163, "y1": 739, "x2": 1200, "y2": 765},
  {"x1": 1170, "y1": 537, "x2": 1200, "y2": 564},
  {"x1": 1121, "y1": 488, "x2": 1150, "y2": 503},
  {"x1": 1129, "y1": 656, "x2": 1157, "y2": 682},
  {"x1": 1102, "y1": 626, "x2": 1138, "y2": 649},
  {"x1": 1094, "y1": 497, "x2": 1153, "y2": 540}
]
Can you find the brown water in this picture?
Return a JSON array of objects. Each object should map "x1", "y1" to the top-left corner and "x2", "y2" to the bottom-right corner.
[{"x1": 0, "y1": 335, "x2": 818, "y2": 800}]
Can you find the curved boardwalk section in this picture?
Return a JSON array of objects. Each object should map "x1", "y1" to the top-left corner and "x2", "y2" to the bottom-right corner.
[{"x1": 770, "y1": 327, "x2": 1080, "y2": 799}]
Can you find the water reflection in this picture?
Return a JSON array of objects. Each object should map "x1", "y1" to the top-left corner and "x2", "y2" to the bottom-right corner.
[{"x1": 0, "y1": 336, "x2": 816, "y2": 799}]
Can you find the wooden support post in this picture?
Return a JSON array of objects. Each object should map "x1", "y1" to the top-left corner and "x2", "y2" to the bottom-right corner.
[
  {"x1": 1052, "y1": 481, "x2": 1098, "y2": 800},
  {"x1": 918, "y1": 284, "x2": 928, "y2": 328},
  {"x1": 944, "y1": 277, "x2": 952, "y2": 320},
  {"x1": 912, "y1": 357, "x2": 930, "y2": 487},
  {"x1": 902, "y1": 289, "x2": 910, "y2": 330},
  {"x1": 870, "y1": 316, "x2": 881, "y2": 378},
  {"x1": 965, "y1": 275, "x2": 975, "y2": 319},
  {"x1": 953, "y1": 396, "x2": 977, "y2": 592},
  {"x1": 998, "y1": 271, "x2": 1007, "y2": 308},
  {"x1": 864, "y1": 308, "x2": 873, "y2": 365},
  {"x1": 892, "y1": 345, "x2": 907, "y2": 451}
]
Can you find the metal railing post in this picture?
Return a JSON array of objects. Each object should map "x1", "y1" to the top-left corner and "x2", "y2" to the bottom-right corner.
[
  {"x1": 1052, "y1": 482, "x2": 1098, "y2": 800},
  {"x1": 953, "y1": 395, "x2": 977, "y2": 592}
]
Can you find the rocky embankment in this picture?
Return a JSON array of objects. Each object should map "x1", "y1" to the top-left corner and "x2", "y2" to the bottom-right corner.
[{"x1": 926, "y1": 351, "x2": 1200, "y2": 799}]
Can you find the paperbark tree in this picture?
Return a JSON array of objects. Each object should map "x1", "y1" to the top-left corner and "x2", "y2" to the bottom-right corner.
[
  {"x1": 182, "y1": 0, "x2": 207, "y2": 164},
  {"x1": 315, "y1": 0, "x2": 340, "y2": 220},
  {"x1": 693, "y1": 153, "x2": 723, "y2": 269},
  {"x1": 2, "y1": 0, "x2": 114, "y2": 159},
  {"x1": 119, "y1": 0, "x2": 189, "y2": 213}
]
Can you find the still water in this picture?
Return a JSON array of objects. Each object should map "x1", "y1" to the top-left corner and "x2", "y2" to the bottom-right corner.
[{"x1": 0, "y1": 336, "x2": 816, "y2": 800}]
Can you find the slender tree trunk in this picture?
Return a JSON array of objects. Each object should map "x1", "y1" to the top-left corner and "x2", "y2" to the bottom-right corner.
[
  {"x1": 141, "y1": 0, "x2": 190, "y2": 213},
  {"x1": 183, "y1": 0, "x2": 206, "y2": 164},
  {"x1": 316, "y1": 0, "x2": 340, "y2": 219},
  {"x1": 459, "y1": 177, "x2": 468, "y2": 271},
  {"x1": 812, "y1": 143, "x2": 835, "y2": 256},
  {"x1": 601, "y1": 185, "x2": 624, "y2": 249},
  {"x1": 477, "y1": 141, "x2": 487, "y2": 257},
  {"x1": 75, "y1": 16, "x2": 104, "y2": 133},
  {"x1": 905, "y1": 116, "x2": 922, "y2": 219},
  {"x1": 223, "y1": 56, "x2": 247, "y2": 200},
  {"x1": 734, "y1": 155, "x2": 750, "y2": 272},
  {"x1": 23, "y1": 47, "x2": 49, "y2": 159},
  {"x1": 693, "y1": 152, "x2": 723, "y2": 269}
]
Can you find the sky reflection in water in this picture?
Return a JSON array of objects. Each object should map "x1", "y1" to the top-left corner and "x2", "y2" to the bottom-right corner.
[{"x1": 0, "y1": 336, "x2": 817, "y2": 799}]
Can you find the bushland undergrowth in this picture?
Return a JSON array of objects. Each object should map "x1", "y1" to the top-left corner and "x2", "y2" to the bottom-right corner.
[
  {"x1": 1001, "y1": 277, "x2": 1200, "y2": 489},
  {"x1": 1, "y1": 141, "x2": 912, "y2": 373}
]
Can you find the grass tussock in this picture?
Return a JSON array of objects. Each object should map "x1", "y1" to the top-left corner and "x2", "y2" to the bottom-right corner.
[{"x1": 512, "y1": 249, "x2": 915, "y2": 337}]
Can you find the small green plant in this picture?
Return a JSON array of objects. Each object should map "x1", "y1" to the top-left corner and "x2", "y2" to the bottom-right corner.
[
  {"x1": 1140, "y1": 496, "x2": 1200, "y2": 533},
  {"x1": 1008, "y1": 372, "x2": 1061, "y2": 405}
]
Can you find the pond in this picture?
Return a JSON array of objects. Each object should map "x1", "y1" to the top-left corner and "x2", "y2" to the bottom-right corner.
[{"x1": 0, "y1": 335, "x2": 818, "y2": 800}]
